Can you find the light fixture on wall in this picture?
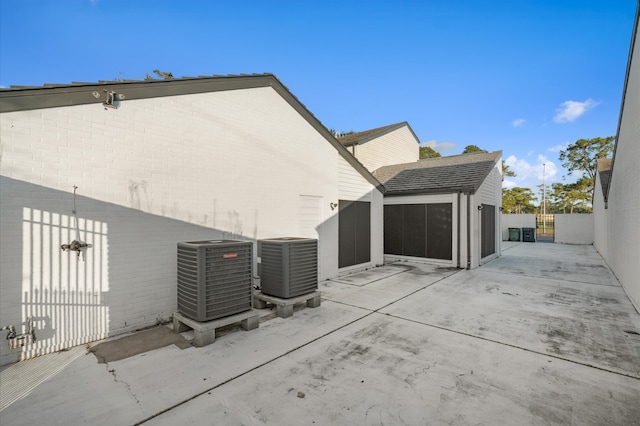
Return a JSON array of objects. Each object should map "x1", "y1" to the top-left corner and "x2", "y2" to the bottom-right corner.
[
  {"x1": 330, "y1": 202, "x2": 338, "y2": 211},
  {"x1": 103, "y1": 89, "x2": 126, "y2": 109},
  {"x1": 103, "y1": 90, "x2": 117, "y2": 109},
  {"x1": 477, "y1": 205, "x2": 484, "y2": 210},
  {"x1": 92, "y1": 89, "x2": 125, "y2": 110},
  {"x1": 499, "y1": 207, "x2": 504, "y2": 212}
]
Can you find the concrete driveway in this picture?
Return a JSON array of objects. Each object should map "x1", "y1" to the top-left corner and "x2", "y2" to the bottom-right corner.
[{"x1": 1, "y1": 242, "x2": 639, "y2": 425}]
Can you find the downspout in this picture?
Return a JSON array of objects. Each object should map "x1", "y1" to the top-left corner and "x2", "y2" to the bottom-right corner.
[
  {"x1": 457, "y1": 192, "x2": 461, "y2": 268},
  {"x1": 467, "y1": 192, "x2": 471, "y2": 269}
]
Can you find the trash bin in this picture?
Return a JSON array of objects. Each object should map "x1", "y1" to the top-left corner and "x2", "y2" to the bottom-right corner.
[
  {"x1": 522, "y1": 227, "x2": 536, "y2": 242},
  {"x1": 508, "y1": 228, "x2": 521, "y2": 241}
]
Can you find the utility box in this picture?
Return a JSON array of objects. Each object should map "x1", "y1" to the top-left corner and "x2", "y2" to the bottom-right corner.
[
  {"x1": 508, "y1": 228, "x2": 521, "y2": 241},
  {"x1": 177, "y1": 240, "x2": 253, "y2": 322},
  {"x1": 258, "y1": 237, "x2": 318, "y2": 298},
  {"x1": 522, "y1": 228, "x2": 536, "y2": 243}
]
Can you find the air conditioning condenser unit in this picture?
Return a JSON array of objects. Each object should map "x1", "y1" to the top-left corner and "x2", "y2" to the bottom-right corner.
[
  {"x1": 258, "y1": 237, "x2": 318, "y2": 299},
  {"x1": 177, "y1": 240, "x2": 253, "y2": 322}
]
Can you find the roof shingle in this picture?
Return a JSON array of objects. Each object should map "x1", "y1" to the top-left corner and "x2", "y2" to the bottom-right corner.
[
  {"x1": 337, "y1": 122, "x2": 414, "y2": 147},
  {"x1": 374, "y1": 151, "x2": 502, "y2": 195}
]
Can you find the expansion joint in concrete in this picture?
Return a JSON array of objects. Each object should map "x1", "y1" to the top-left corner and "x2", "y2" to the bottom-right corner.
[{"x1": 387, "y1": 314, "x2": 640, "y2": 381}]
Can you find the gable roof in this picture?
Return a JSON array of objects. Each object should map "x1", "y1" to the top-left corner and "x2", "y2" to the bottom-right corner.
[
  {"x1": 0, "y1": 73, "x2": 383, "y2": 192},
  {"x1": 373, "y1": 151, "x2": 502, "y2": 195},
  {"x1": 337, "y1": 122, "x2": 419, "y2": 147},
  {"x1": 596, "y1": 158, "x2": 613, "y2": 202}
]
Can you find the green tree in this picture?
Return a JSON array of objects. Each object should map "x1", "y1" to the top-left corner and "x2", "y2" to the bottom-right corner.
[
  {"x1": 502, "y1": 187, "x2": 537, "y2": 214},
  {"x1": 549, "y1": 182, "x2": 570, "y2": 213},
  {"x1": 502, "y1": 160, "x2": 516, "y2": 177},
  {"x1": 565, "y1": 177, "x2": 592, "y2": 213},
  {"x1": 462, "y1": 145, "x2": 488, "y2": 154},
  {"x1": 537, "y1": 183, "x2": 551, "y2": 209},
  {"x1": 549, "y1": 180, "x2": 592, "y2": 213},
  {"x1": 420, "y1": 145, "x2": 442, "y2": 159},
  {"x1": 558, "y1": 136, "x2": 614, "y2": 198},
  {"x1": 501, "y1": 160, "x2": 515, "y2": 182}
]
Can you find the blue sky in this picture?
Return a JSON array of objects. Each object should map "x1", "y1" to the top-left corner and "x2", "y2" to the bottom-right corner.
[{"x1": 1, "y1": 0, "x2": 636, "y2": 193}]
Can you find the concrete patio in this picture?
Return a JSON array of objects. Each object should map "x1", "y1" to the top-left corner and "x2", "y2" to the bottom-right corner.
[{"x1": 1, "y1": 242, "x2": 639, "y2": 425}]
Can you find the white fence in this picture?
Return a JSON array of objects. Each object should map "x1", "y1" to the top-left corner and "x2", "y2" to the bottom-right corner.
[
  {"x1": 555, "y1": 214, "x2": 593, "y2": 244},
  {"x1": 501, "y1": 214, "x2": 593, "y2": 244}
]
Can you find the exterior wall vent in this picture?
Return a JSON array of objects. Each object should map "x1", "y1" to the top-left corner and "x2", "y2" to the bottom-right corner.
[
  {"x1": 177, "y1": 240, "x2": 253, "y2": 321},
  {"x1": 258, "y1": 238, "x2": 318, "y2": 298}
]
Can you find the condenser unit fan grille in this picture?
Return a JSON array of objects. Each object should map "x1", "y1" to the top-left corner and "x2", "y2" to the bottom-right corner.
[
  {"x1": 259, "y1": 238, "x2": 317, "y2": 298},
  {"x1": 177, "y1": 240, "x2": 252, "y2": 321}
]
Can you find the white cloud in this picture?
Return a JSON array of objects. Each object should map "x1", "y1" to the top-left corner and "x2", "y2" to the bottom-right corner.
[
  {"x1": 537, "y1": 155, "x2": 558, "y2": 181},
  {"x1": 502, "y1": 179, "x2": 516, "y2": 189},
  {"x1": 505, "y1": 155, "x2": 534, "y2": 181},
  {"x1": 553, "y1": 98, "x2": 599, "y2": 123},
  {"x1": 504, "y1": 154, "x2": 558, "y2": 187},
  {"x1": 421, "y1": 140, "x2": 457, "y2": 152},
  {"x1": 512, "y1": 118, "x2": 526, "y2": 127},
  {"x1": 548, "y1": 142, "x2": 569, "y2": 153}
]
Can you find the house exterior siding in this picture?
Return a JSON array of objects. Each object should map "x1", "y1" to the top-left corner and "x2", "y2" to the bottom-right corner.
[
  {"x1": 337, "y1": 157, "x2": 384, "y2": 272},
  {"x1": 379, "y1": 153, "x2": 502, "y2": 269},
  {"x1": 476, "y1": 165, "x2": 503, "y2": 265},
  {"x1": 0, "y1": 84, "x2": 382, "y2": 365},
  {"x1": 339, "y1": 157, "x2": 373, "y2": 201},
  {"x1": 352, "y1": 125, "x2": 418, "y2": 172}
]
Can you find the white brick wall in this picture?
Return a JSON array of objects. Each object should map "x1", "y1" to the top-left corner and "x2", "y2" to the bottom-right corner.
[
  {"x1": 601, "y1": 24, "x2": 640, "y2": 312},
  {"x1": 0, "y1": 86, "x2": 382, "y2": 364}
]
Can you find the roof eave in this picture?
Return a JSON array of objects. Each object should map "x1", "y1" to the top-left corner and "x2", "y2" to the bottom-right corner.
[
  {"x1": 383, "y1": 186, "x2": 477, "y2": 196},
  {"x1": 339, "y1": 121, "x2": 420, "y2": 147},
  {"x1": 0, "y1": 74, "x2": 276, "y2": 113}
]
